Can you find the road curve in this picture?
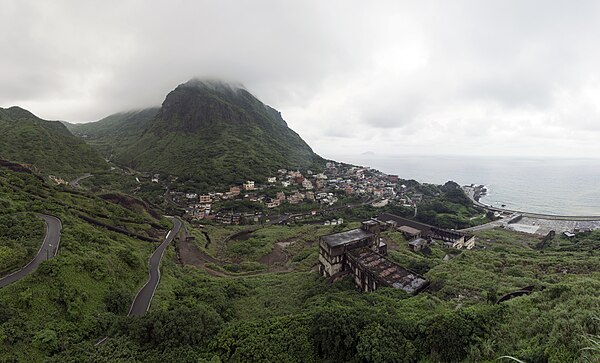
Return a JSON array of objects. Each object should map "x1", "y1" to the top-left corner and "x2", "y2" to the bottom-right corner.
[
  {"x1": 69, "y1": 173, "x2": 93, "y2": 188},
  {"x1": 463, "y1": 186, "x2": 600, "y2": 221},
  {"x1": 0, "y1": 214, "x2": 62, "y2": 288},
  {"x1": 128, "y1": 217, "x2": 182, "y2": 317}
]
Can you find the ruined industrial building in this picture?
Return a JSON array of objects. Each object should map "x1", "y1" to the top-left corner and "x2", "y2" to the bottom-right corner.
[
  {"x1": 377, "y1": 213, "x2": 476, "y2": 250},
  {"x1": 318, "y1": 220, "x2": 429, "y2": 294},
  {"x1": 319, "y1": 213, "x2": 477, "y2": 294}
]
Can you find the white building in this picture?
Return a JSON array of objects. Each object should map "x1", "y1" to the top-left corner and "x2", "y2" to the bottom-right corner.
[
  {"x1": 302, "y1": 179, "x2": 314, "y2": 190},
  {"x1": 243, "y1": 181, "x2": 255, "y2": 191},
  {"x1": 199, "y1": 195, "x2": 212, "y2": 203}
]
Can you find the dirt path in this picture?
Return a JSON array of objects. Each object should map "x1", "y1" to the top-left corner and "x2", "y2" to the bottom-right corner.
[
  {"x1": 176, "y1": 233, "x2": 296, "y2": 275},
  {"x1": 259, "y1": 243, "x2": 292, "y2": 272},
  {"x1": 176, "y1": 238, "x2": 227, "y2": 277}
]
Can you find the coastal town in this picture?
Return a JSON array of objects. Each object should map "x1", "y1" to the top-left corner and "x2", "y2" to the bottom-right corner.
[{"x1": 160, "y1": 161, "x2": 418, "y2": 225}]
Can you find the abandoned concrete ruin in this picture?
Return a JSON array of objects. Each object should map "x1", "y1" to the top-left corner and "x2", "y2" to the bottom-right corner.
[
  {"x1": 318, "y1": 220, "x2": 429, "y2": 294},
  {"x1": 377, "y1": 213, "x2": 476, "y2": 250}
]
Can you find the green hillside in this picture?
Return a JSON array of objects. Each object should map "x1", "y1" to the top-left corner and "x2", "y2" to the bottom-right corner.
[
  {"x1": 0, "y1": 161, "x2": 170, "y2": 361},
  {"x1": 73, "y1": 80, "x2": 324, "y2": 186},
  {"x1": 65, "y1": 107, "x2": 159, "y2": 158},
  {"x1": 1, "y1": 160, "x2": 600, "y2": 361},
  {"x1": 0, "y1": 107, "x2": 107, "y2": 178}
]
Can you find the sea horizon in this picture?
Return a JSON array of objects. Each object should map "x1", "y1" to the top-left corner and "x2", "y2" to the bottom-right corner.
[{"x1": 327, "y1": 153, "x2": 600, "y2": 216}]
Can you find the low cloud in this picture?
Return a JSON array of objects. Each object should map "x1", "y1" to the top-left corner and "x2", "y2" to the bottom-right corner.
[{"x1": 2, "y1": 0, "x2": 600, "y2": 157}]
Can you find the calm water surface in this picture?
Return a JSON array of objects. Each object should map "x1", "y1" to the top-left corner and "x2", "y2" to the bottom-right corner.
[{"x1": 330, "y1": 155, "x2": 600, "y2": 216}]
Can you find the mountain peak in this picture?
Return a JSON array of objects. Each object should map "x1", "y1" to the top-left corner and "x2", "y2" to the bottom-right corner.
[
  {"x1": 154, "y1": 78, "x2": 264, "y2": 134},
  {"x1": 0, "y1": 106, "x2": 38, "y2": 121},
  {"x1": 181, "y1": 78, "x2": 246, "y2": 93},
  {"x1": 101, "y1": 80, "x2": 324, "y2": 186},
  {"x1": 0, "y1": 106, "x2": 107, "y2": 176}
]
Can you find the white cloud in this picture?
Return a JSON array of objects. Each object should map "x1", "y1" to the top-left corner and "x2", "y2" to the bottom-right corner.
[{"x1": 2, "y1": 0, "x2": 600, "y2": 158}]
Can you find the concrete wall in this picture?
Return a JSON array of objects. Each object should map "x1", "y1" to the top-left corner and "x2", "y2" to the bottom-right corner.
[
  {"x1": 319, "y1": 252, "x2": 344, "y2": 277},
  {"x1": 345, "y1": 253, "x2": 384, "y2": 292}
]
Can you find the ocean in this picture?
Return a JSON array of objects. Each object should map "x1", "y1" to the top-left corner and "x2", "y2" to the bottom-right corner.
[{"x1": 329, "y1": 154, "x2": 600, "y2": 216}]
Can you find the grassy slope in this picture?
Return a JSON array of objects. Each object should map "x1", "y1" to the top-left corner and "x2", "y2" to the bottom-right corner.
[
  {"x1": 2, "y1": 161, "x2": 599, "y2": 361},
  {"x1": 0, "y1": 107, "x2": 107, "y2": 178},
  {"x1": 0, "y1": 165, "x2": 170, "y2": 362},
  {"x1": 65, "y1": 108, "x2": 160, "y2": 158}
]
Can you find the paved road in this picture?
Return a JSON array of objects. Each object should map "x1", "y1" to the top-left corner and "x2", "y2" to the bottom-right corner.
[
  {"x1": 0, "y1": 214, "x2": 62, "y2": 288},
  {"x1": 463, "y1": 186, "x2": 600, "y2": 221},
  {"x1": 128, "y1": 217, "x2": 182, "y2": 317},
  {"x1": 459, "y1": 219, "x2": 507, "y2": 233},
  {"x1": 69, "y1": 173, "x2": 93, "y2": 188}
]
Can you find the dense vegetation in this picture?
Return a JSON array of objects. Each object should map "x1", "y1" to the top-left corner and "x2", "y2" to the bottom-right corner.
[
  {"x1": 67, "y1": 80, "x2": 324, "y2": 188},
  {"x1": 0, "y1": 213, "x2": 44, "y2": 276},
  {"x1": 64, "y1": 107, "x2": 159, "y2": 158},
  {"x1": 33, "y1": 224, "x2": 599, "y2": 362},
  {"x1": 416, "y1": 181, "x2": 492, "y2": 229},
  {"x1": 0, "y1": 164, "x2": 170, "y2": 361},
  {"x1": 1, "y1": 160, "x2": 599, "y2": 361},
  {"x1": 0, "y1": 107, "x2": 107, "y2": 178}
]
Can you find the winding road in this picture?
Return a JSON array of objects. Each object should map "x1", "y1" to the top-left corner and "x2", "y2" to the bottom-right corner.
[
  {"x1": 128, "y1": 217, "x2": 182, "y2": 317},
  {"x1": 69, "y1": 173, "x2": 93, "y2": 188},
  {"x1": 0, "y1": 214, "x2": 62, "y2": 288},
  {"x1": 463, "y1": 186, "x2": 600, "y2": 221}
]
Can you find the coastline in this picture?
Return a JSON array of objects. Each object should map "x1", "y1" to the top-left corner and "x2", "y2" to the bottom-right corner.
[
  {"x1": 463, "y1": 185, "x2": 600, "y2": 221},
  {"x1": 336, "y1": 154, "x2": 600, "y2": 217}
]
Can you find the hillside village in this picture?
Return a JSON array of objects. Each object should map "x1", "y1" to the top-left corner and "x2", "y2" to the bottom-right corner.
[{"x1": 163, "y1": 161, "x2": 418, "y2": 225}]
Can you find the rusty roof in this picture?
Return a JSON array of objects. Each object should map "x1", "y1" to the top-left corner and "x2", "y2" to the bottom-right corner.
[
  {"x1": 398, "y1": 225, "x2": 421, "y2": 235},
  {"x1": 349, "y1": 248, "x2": 428, "y2": 294}
]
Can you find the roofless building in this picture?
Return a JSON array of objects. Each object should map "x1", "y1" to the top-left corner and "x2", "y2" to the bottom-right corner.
[{"x1": 318, "y1": 220, "x2": 428, "y2": 294}]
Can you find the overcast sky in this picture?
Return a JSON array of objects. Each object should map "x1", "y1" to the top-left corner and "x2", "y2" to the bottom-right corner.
[{"x1": 3, "y1": 0, "x2": 600, "y2": 159}]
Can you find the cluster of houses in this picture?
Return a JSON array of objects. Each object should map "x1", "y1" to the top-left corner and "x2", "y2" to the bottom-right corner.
[
  {"x1": 164, "y1": 171, "x2": 314, "y2": 223},
  {"x1": 165, "y1": 162, "x2": 417, "y2": 224},
  {"x1": 322, "y1": 162, "x2": 425, "y2": 210},
  {"x1": 323, "y1": 162, "x2": 399, "y2": 200},
  {"x1": 153, "y1": 158, "x2": 451, "y2": 227},
  {"x1": 171, "y1": 168, "x2": 341, "y2": 223}
]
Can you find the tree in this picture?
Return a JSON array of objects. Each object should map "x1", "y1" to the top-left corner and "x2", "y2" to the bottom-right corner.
[
  {"x1": 127, "y1": 305, "x2": 223, "y2": 349},
  {"x1": 32, "y1": 329, "x2": 59, "y2": 353},
  {"x1": 104, "y1": 288, "x2": 131, "y2": 315},
  {"x1": 356, "y1": 322, "x2": 416, "y2": 363},
  {"x1": 310, "y1": 306, "x2": 373, "y2": 361}
]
